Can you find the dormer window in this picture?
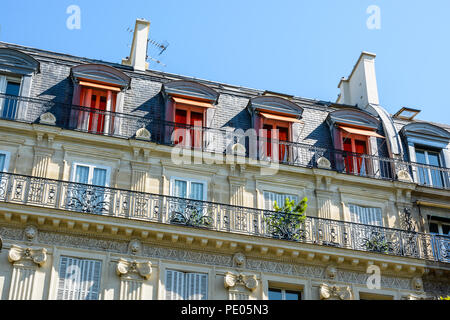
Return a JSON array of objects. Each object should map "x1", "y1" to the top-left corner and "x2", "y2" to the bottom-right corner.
[
  {"x1": 0, "y1": 48, "x2": 40, "y2": 121},
  {"x1": 247, "y1": 96, "x2": 303, "y2": 163},
  {"x1": 163, "y1": 81, "x2": 218, "y2": 149},
  {"x1": 70, "y1": 64, "x2": 130, "y2": 135},
  {"x1": 327, "y1": 109, "x2": 384, "y2": 177},
  {"x1": 401, "y1": 123, "x2": 450, "y2": 189}
]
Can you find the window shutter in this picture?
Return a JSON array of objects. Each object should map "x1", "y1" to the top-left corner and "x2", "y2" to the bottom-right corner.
[
  {"x1": 186, "y1": 273, "x2": 207, "y2": 300},
  {"x1": 165, "y1": 269, "x2": 185, "y2": 300},
  {"x1": 57, "y1": 256, "x2": 102, "y2": 300}
]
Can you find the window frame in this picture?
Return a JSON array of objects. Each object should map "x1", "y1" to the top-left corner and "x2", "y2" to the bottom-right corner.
[
  {"x1": 0, "y1": 150, "x2": 11, "y2": 172},
  {"x1": 414, "y1": 145, "x2": 445, "y2": 188},
  {"x1": 169, "y1": 176, "x2": 208, "y2": 201},
  {"x1": 263, "y1": 190, "x2": 299, "y2": 211},
  {"x1": 348, "y1": 203, "x2": 383, "y2": 227},
  {"x1": 164, "y1": 268, "x2": 209, "y2": 300},
  {"x1": 70, "y1": 162, "x2": 111, "y2": 187},
  {"x1": 268, "y1": 287, "x2": 302, "y2": 300}
]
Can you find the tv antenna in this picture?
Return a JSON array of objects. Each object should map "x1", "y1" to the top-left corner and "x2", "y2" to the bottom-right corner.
[{"x1": 147, "y1": 38, "x2": 169, "y2": 67}]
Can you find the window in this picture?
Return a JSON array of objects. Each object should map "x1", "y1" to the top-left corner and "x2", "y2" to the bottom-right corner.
[
  {"x1": 349, "y1": 204, "x2": 383, "y2": 227},
  {"x1": 415, "y1": 148, "x2": 444, "y2": 188},
  {"x1": 261, "y1": 121, "x2": 290, "y2": 162},
  {"x1": 342, "y1": 135, "x2": 369, "y2": 175},
  {"x1": 170, "y1": 177, "x2": 206, "y2": 201},
  {"x1": 172, "y1": 99, "x2": 207, "y2": 149},
  {"x1": 71, "y1": 163, "x2": 110, "y2": 187},
  {"x1": 429, "y1": 218, "x2": 450, "y2": 236},
  {"x1": 0, "y1": 75, "x2": 21, "y2": 120},
  {"x1": 263, "y1": 191, "x2": 298, "y2": 211},
  {"x1": 56, "y1": 256, "x2": 102, "y2": 300},
  {"x1": 75, "y1": 86, "x2": 118, "y2": 135},
  {"x1": 268, "y1": 288, "x2": 301, "y2": 300},
  {"x1": 165, "y1": 269, "x2": 208, "y2": 300},
  {"x1": 0, "y1": 151, "x2": 10, "y2": 172}
]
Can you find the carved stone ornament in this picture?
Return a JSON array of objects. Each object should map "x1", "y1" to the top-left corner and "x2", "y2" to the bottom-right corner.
[
  {"x1": 8, "y1": 245, "x2": 47, "y2": 267},
  {"x1": 325, "y1": 265, "x2": 338, "y2": 280},
  {"x1": 412, "y1": 277, "x2": 424, "y2": 291},
  {"x1": 39, "y1": 112, "x2": 56, "y2": 125},
  {"x1": 233, "y1": 253, "x2": 246, "y2": 268},
  {"x1": 317, "y1": 157, "x2": 331, "y2": 170},
  {"x1": 224, "y1": 272, "x2": 259, "y2": 292},
  {"x1": 396, "y1": 170, "x2": 413, "y2": 183},
  {"x1": 319, "y1": 283, "x2": 353, "y2": 300},
  {"x1": 128, "y1": 239, "x2": 142, "y2": 255},
  {"x1": 402, "y1": 294, "x2": 435, "y2": 300},
  {"x1": 24, "y1": 225, "x2": 38, "y2": 242},
  {"x1": 116, "y1": 258, "x2": 152, "y2": 280},
  {"x1": 135, "y1": 127, "x2": 151, "y2": 141},
  {"x1": 230, "y1": 143, "x2": 246, "y2": 156}
]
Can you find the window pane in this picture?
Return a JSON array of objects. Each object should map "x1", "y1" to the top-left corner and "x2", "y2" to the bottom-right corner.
[
  {"x1": 2, "y1": 82, "x2": 20, "y2": 119},
  {"x1": 285, "y1": 290, "x2": 301, "y2": 300},
  {"x1": 74, "y1": 165, "x2": 90, "y2": 184},
  {"x1": 442, "y1": 224, "x2": 450, "y2": 235},
  {"x1": 415, "y1": 150, "x2": 426, "y2": 164},
  {"x1": 92, "y1": 168, "x2": 107, "y2": 186},
  {"x1": 173, "y1": 180, "x2": 187, "y2": 198},
  {"x1": 190, "y1": 182, "x2": 204, "y2": 201},
  {"x1": 268, "y1": 288, "x2": 282, "y2": 300},
  {"x1": 5, "y1": 82, "x2": 20, "y2": 96},
  {"x1": 0, "y1": 154, "x2": 5, "y2": 172},
  {"x1": 429, "y1": 223, "x2": 439, "y2": 234},
  {"x1": 427, "y1": 152, "x2": 440, "y2": 167}
]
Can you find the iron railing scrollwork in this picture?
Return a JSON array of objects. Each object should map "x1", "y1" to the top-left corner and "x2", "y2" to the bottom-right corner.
[{"x1": 0, "y1": 172, "x2": 448, "y2": 263}]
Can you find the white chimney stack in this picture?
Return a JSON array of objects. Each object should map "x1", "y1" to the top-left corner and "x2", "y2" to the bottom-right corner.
[
  {"x1": 122, "y1": 19, "x2": 150, "y2": 72},
  {"x1": 337, "y1": 52, "x2": 379, "y2": 109}
]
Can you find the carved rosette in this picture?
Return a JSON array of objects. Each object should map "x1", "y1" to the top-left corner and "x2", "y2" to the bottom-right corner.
[
  {"x1": 116, "y1": 258, "x2": 152, "y2": 280},
  {"x1": 319, "y1": 283, "x2": 353, "y2": 300},
  {"x1": 224, "y1": 272, "x2": 258, "y2": 292},
  {"x1": 8, "y1": 245, "x2": 47, "y2": 267}
]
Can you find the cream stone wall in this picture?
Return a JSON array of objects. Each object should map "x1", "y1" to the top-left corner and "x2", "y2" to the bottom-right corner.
[{"x1": 0, "y1": 121, "x2": 449, "y2": 300}]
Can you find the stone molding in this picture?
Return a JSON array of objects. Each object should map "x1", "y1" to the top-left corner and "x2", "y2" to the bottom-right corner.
[
  {"x1": 224, "y1": 272, "x2": 258, "y2": 292},
  {"x1": 8, "y1": 245, "x2": 47, "y2": 267},
  {"x1": 319, "y1": 283, "x2": 353, "y2": 300},
  {"x1": 116, "y1": 258, "x2": 152, "y2": 280}
]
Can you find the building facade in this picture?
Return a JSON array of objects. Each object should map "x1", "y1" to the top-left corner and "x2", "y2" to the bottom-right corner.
[{"x1": 0, "y1": 19, "x2": 448, "y2": 300}]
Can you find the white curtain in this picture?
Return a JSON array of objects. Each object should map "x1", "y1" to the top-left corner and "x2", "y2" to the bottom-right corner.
[
  {"x1": 92, "y1": 168, "x2": 107, "y2": 187},
  {"x1": 190, "y1": 182, "x2": 204, "y2": 201},
  {"x1": 74, "y1": 165, "x2": 89, "y2": 184}
]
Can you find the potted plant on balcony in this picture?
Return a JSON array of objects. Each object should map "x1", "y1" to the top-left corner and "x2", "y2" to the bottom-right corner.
[{"x1": 264, "y1": 197, "x2": 308, "y2": 241}]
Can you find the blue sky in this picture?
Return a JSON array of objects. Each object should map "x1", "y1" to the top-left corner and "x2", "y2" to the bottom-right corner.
[{"x1": 1, "y1": 0, "x2": 449, "y2": 124}]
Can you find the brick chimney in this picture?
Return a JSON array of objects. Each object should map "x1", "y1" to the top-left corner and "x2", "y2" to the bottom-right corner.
[{"x1": 122, "y1": 19, "x2": 150, "y2": 72}]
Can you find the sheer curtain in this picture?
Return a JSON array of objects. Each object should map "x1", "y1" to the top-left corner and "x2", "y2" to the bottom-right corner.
[
  {"x1": 264, "y1": 191, "x2": 298, "y2": 210},
  {"x1": 349, "y1": 204, "x2": 383, "y2": 226}
]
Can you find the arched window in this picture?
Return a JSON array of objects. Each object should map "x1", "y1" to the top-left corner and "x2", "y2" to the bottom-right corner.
[
  {"x1": 326, "y1": 109, "x2": 385, "y2": 177},
  {"x1": 0, "y1": 48, "x2": 40, "y2": 120},
  {"x1": 162, "y1": 80, "x2": 218, "y2": 149},
  {"x1": 247, "y1": 95, "x2": 303, "y2": 163},
  {"x1": 70, "y1": 64, "x2": 130, "y2": 135},
  {"x1": 401, "y1": 123, "x2": 450, "y2": 188}
]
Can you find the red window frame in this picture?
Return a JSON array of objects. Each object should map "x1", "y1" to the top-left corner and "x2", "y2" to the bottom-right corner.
[
  {"x1": 341, "y1": 132, "x2": 369, "y2": 175},
  {"x1": 173, "y1": 103, "x2": 206, "y2": 149},
  {"x1": 261, "y1": 118, "x2": 291, "y2": 162}
]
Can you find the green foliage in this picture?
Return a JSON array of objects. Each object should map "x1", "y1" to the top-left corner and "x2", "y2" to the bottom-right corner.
[
  {"x1": 439, "y1": 296, "x2": 450, "y2": 300},
  {"x1": 265, "y1": 197, "x2": 308, "y2": 241}
]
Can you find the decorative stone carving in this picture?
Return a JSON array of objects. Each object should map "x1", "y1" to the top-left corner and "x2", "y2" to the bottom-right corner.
[
  {"x1": 396, "y1": 170, "x2": 413, "y2": 183},
  {"x1": 8, "y1": 245, "x2": 47, "y2": 267},
  {"x1": 317, "y1": 157, "x2": 331, "y2": 170},
  {"x1": 230, "y1": 143, "x2": 246, "y2": 156},
  {"x1": 224, "y1": 272, "x2": 258, "y2": 292},
  {"x1": 135, "y1": 128, "x2": 151, "y2": 141},
  {"x1": 39, "y1": 112, "x2": 56, "y2": 125},
  {"x1": 116, "y1": 258, "x2": 152, "y2": 280},
  {"x1": 402, "y1": 294, "x2": 434, "y2": 300},
  {"x1": 325, "y1": 265, "x2": 337, "y2": 280},
  {"x1": 128, "y1": 239, "x2": 142, "y2": 255},
  {"x1": 319, "y1": 283, "x2": 353, "y2": 300},
  {"x1": 24, "y1": 225, "x2": 38, "y2": 242},
  {"x1": 412, "y1": 277, "x2": 424, "y2": 291},
  {"x1": 233, "y1": 253, "x2": 246, "y2": 268}
]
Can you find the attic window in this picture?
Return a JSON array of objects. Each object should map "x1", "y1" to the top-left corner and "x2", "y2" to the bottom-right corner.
[{"x1": 393, "y1": 107, "x2": 421, "y2": 121}]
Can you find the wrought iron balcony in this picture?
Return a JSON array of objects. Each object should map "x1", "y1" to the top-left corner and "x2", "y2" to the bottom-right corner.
[
  {"x1": 0, "y1": 93, "x2": 449, "y2": 189},
  {"x1": 0, "y1": 172, "x2": 448, "y2": 263}
]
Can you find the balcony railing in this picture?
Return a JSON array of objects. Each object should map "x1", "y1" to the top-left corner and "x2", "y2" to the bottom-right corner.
[
  {"x1": 0, "y1": 172, "x2": 448, "y2": 263},
  {"x1": 0, "y1": 94, "x2": 449, "y2": 189}
]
